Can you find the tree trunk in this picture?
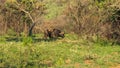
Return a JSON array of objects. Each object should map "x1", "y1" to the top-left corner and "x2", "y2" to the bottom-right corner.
[{"x1": 28, "y1": 23, "x2": 36, "y2": 36}]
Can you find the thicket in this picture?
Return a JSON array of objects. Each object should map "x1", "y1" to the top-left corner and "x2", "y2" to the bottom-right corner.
[{"x1": 63, "y1": 0, "x2": 120, "y2": 43}]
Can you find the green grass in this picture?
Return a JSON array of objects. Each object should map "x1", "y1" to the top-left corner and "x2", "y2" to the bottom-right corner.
[{"x1": 0, "y1": 34, "x2": 120, "y2": 68}]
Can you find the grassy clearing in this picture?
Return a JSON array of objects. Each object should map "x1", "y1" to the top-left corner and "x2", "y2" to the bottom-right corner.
[{"x1": 0, "y1": 34, "x2": 120, "y2": 68}]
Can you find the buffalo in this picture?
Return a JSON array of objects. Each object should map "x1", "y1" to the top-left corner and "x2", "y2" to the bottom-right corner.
[{"x1": 43, "y1": 28, "x2": 65, "y2": 39}]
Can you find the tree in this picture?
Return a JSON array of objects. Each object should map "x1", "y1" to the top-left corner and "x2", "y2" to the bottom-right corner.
[
  {"x1": 0, "y1": 0, "x2": 45, "y2": 36},
  {"x1": 66, "y1": 0, "x2": 100, "y2": 35}
]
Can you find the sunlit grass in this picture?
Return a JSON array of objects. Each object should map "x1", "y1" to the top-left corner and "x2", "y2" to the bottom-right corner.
[{"x1": 0, "y1": 34, "x2": 120, "y2": 68}]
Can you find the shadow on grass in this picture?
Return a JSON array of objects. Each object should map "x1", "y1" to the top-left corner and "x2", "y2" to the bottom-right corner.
[
  {"x1": 33, "y1": 38, "x2": 58, "y2": 42},
  {"x1": 5, "y1": 37, "x2": 22, "y2": 42},
  {"x1": 5, "y1": 36, "x2": 58, "y2": 42}
]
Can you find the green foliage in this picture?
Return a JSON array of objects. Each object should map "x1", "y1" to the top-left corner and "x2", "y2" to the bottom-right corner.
[
  {"x1": 94, "y1": 0, "x2": 108, "y2": 8},
  {"x1": 44, "y1": 0, "x2": 66, "y2": 19},
  {"x1": 16, "y1": 0, "x2": 35, "y2": 11},
  {"x1": 110, "y1": 9, "x2": 120, "y2": 22}
]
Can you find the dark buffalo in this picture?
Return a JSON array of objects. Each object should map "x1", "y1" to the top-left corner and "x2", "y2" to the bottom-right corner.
[
  {"x1": 52, "y1": 28, "x2": 65, "y2": 38},
  {"x1": 43, "y1": 28, "x2": 65, "y2": 39}
]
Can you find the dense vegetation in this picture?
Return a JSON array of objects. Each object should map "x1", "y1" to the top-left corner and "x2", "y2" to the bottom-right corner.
[{"x1": 0, "y1": 0, "x2": 120, "y2": 68}]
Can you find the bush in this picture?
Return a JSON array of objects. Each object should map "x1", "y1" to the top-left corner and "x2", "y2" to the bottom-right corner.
[{"x1": 63, "y1": 0, "x2": 120, "y2": 44}]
